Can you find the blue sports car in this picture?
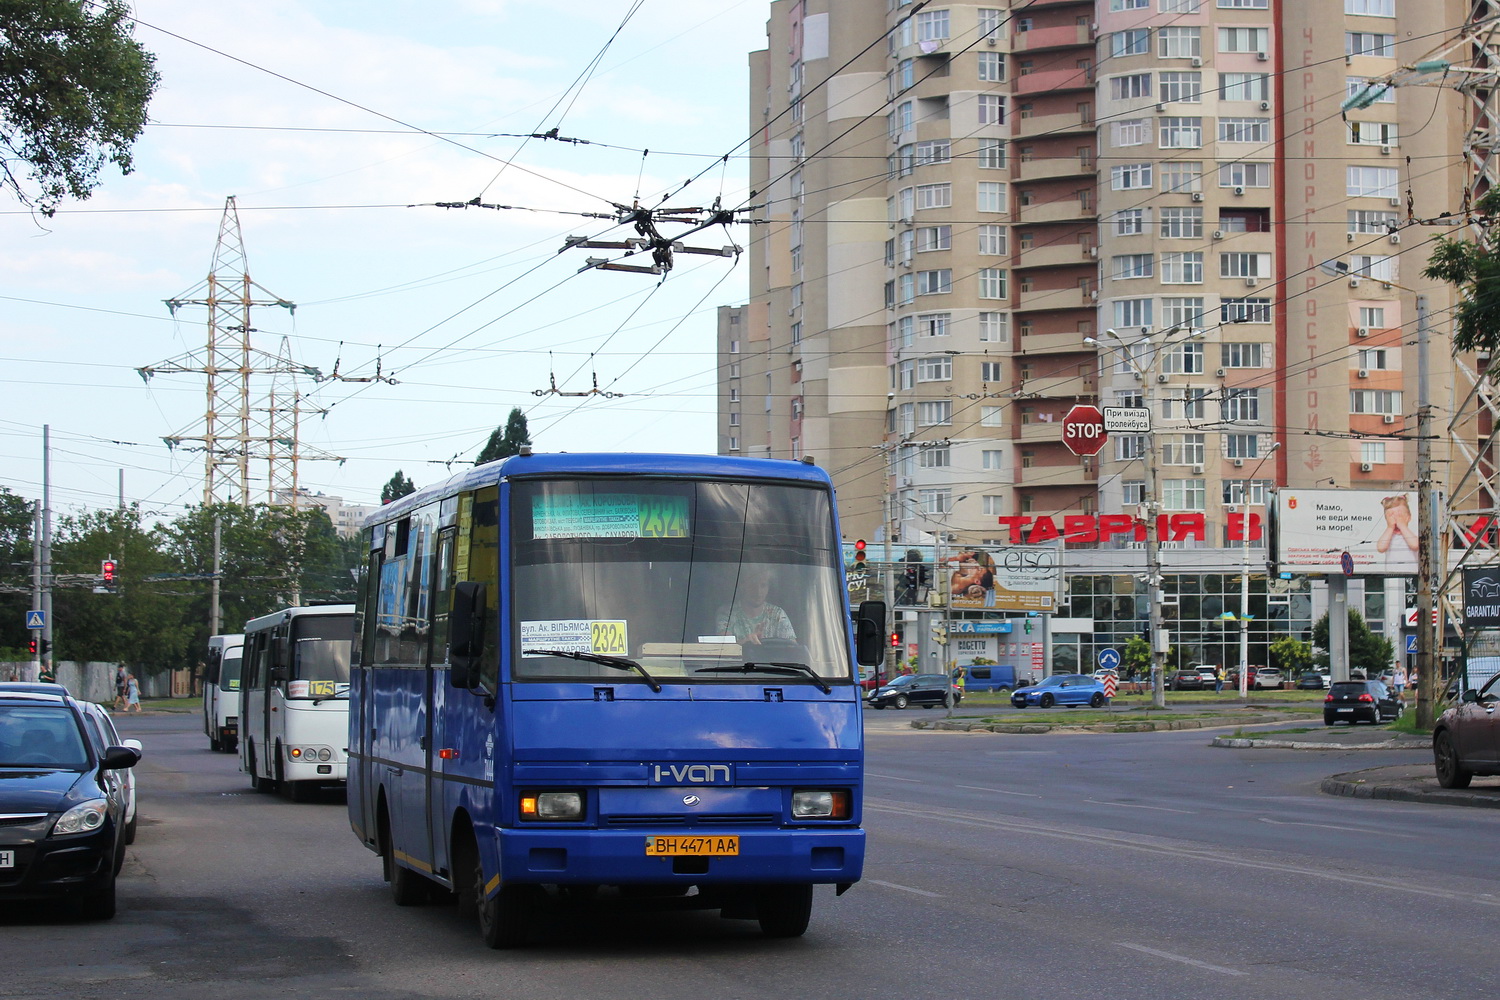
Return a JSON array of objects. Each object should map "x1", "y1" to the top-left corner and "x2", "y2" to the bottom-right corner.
[{"x1": 1010, "y1": 674, "x2": 1107, "y2": 709}]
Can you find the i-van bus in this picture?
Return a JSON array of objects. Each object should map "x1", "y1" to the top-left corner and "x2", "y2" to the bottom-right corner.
[
  {"x1": 201, "y1": 633, "x2": 244, "y2": 752},
  {"x1": 239, "y1": 605, "x2": 355, "y2": 802},
  {"x1": 347, "y1": 451, "x2": 885, "y2": 947}
]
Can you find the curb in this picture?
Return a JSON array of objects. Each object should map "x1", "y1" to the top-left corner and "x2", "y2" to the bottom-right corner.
[
  {"x1": 916, "y1": 712, "x2": 1310, "y2": 734},
  {"x1": 1321, "y1": 767, "x2": 1500, "y2": 809},
  {"x1": 1211, "y1": 736, "x2": 1428, "y2": 750}
]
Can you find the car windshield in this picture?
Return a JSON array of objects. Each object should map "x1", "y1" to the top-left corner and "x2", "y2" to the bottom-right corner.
[
  {"x1": 884, "y1": 676, "x2": 916, "y2": 688},
  {"x1": 0, "y1": 705, "x2": 90, "y2": 769},
  {"x1": 512, "y1": 478, "x2": 851, "y2": 686},
  {"x1": 220, "y1": 651, "x2": 242, "y2": 692},
  {"x1": 1034, "y1": 677, "x2": 1064, "y2": 688}
]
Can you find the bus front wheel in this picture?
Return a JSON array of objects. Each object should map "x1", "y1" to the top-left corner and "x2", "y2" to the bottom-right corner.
[
  {"x1": 755, "y1": 883, "x2": 812, "y2": 938},
  {"x1": 457, "y1": 834, "x2": 535, "y2": 949}
]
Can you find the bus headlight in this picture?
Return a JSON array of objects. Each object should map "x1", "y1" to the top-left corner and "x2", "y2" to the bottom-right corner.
[
  {"x1": 791, "y1": 789, "x2": 850, "y2": 820},
  {"x1": 520, "y1": 791, "x2": 583, "y2": 821},
  {"x1": 53, "y1": 798, "x2": 109, "y2": 836}
]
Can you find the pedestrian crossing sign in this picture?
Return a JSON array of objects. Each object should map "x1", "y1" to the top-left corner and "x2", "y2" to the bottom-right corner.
[{"x1": 25, "y1": 610, "x2": 45, "y2": 629}]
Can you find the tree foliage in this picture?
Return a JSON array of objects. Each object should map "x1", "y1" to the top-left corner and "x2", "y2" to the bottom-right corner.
[
  {"x1": 1421, "y1": 190, "x2": 1500, "y2": 353},
  {"x1": 380, "y1": 470, "x2": 416, "y2": 504},
  {"x1": 1269, "y1": 635, "x2": 1312, "y2": 675},
  {"x1": 0, "y1": 0, "x2": 160, "y2": 215},
  {"x1": 1310, "y1": 609, "x2": 1394, "y2": 675},
  {"x1": 475, "y1": 408, "x2": 532, "y2": 465}
]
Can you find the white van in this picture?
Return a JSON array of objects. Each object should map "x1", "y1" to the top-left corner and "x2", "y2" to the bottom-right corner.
[{"x1": 202, "y1": 633, "x2": 244, "y2": 752}]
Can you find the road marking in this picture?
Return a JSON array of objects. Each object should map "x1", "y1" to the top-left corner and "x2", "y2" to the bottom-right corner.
[
  {"x1": 956, "y1": 784, "x2": 1042, "y2": 798},
  {"x1": 866, "y1": 772, "x2": 922, "y2": 782},
  {"x1": 1116, "y1": 942, "x2": 1247, "y2": 976},
  {"x1": 867, "y1": 879, "x2": 944, "y2": 898},
  {"x1": 1258, "y1": 816, "x2": 1418, "y2": 838},
  {"x1": 1086, "y1": 798, "x2": 1195, "y2": 814}
]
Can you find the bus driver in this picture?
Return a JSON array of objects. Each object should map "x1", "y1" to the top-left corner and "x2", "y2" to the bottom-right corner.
[{"x1": 715, "y1": 565, "x2": 796, "y2": 645}]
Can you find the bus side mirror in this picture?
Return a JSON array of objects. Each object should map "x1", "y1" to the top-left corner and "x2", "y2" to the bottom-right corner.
[
  {"x1": 449, "y1": 581, "x2": 487, "y2": 689},
  {"x1": 855, "y1": 600, "x2": 887, "y2": 667}
]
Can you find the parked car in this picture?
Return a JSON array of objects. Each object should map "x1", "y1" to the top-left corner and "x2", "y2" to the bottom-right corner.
[
  {"x1": 1296, "y1": 670, "x2": 1331, "y2": 690},
  {"x1": 1324, "y1": 680, "x2": 1403, "y2": 725},
  {"x1": 867, "y1": 673, "x2": 962, "y2": 710},
  {"x1": 1195, "y1": 666, "x2": 1221, "y2": 688},
  {"x1": 1432, "y1": 672, "x2": 1500, "y2": 788},
  {"x1": 1250, "y1": 666, "x2": 1285, "y2": 690},
  {"x1": 0, "y1": 686, "x2": 141, "y2": 919},
  {"x1": 1168, "y1": 667, "x2": 1207, "y2": 691},
  {"x1": 77, "y1": 702, "x2": 142, "y2": 845},
  {"x1": 1011, "y1": 674, "x2": 1107, "y2": 709}
]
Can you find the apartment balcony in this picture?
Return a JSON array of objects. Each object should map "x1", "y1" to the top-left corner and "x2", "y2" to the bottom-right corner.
[
  {"x1": 1015, "y1": 285, "x2": 1094, "y2": 313},
  {"x1": 1016, "y1": 329, "x2": 1095, "y2": 355},
  {"x1": 1018, "y1": 374, "x2": 1096, "y2": 398},
  {"x1": 1010, "y1": 24, "x2": 1093, "y2": 53},
  {"x1": 1017, "y1": 462, "x2": 1098, "y2": 487},
  {"x1": 1015, "y1": 242, "x2": 1095, "y2": 270},
  {"x1": 1012, "y1": 112, "x2": 1094, "y2": 139},
  {"x1": 1016, "y1": 198, "x2": 1095, "y2": 226},
  {"x1": 1015, "y1": 420, "x2": 1067, "y2": 443},
  {"x1": 1014, "y1": 67, "x2": 1093, "y2": 96},
  {"x1": 1016, "y1": 154, "x2": 1095, "y2": 184}
]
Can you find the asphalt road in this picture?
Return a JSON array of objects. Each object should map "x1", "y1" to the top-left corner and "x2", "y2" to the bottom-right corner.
[{"x1": 4, "y1": 711, "x2": 1496, "y2": 1000}]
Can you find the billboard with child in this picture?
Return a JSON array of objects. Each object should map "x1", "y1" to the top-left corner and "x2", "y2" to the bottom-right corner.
[{"x1": 1271, "y1": 489, "x2": 1419, "y2": 575}]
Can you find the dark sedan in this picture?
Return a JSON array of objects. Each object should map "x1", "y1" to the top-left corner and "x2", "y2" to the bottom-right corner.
[
  {"x1": 867, "y1": 673, "x2": 962, "y2": 710},
  {"x1": 1433, "y1": 672, "x2": 1500, "y2": 788},
  {"x1": 1323, "y1": 680, "x2": 1403, "y2": 725},
  {"x1": 0, "y1": 688, "x2": 140, "y2": 919}
]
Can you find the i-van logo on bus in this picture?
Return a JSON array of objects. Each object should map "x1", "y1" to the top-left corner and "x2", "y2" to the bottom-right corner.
[{"x1": 650, "y1": 763, "x2": 733, "y2": 786}]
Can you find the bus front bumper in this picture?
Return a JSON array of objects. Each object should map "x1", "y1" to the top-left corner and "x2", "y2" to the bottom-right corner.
[{"x1": 495, "y1": 827, "x2": 864, "y2": 885}]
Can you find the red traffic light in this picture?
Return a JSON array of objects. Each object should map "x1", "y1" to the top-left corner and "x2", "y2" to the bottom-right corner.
[
  {"x1": 889, "y1": 631, "x2": 900, "y2": 648},
  {"x1": 854, "y1": 539, "x2": 866, "y2": 553},
  {"x1": 101, "y1": 559, "x2": 116, "y2": 583}
]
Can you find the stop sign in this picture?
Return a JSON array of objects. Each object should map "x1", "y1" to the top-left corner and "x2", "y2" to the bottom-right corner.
[{"x1": 1061, "y1": 404, "x2": 1107, "y2": 457}]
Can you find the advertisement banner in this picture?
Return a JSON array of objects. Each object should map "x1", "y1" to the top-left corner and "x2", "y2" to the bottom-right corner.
[
  {"x1": 1273, "y1": 489, "x2": 1418, "y2": 575},
  {"x1": 945, "y1": 544, "x2": 1061, "y2": 612},
  {"x1": 1462, "y1": 567, "x2": 1500, "y2": 628}
]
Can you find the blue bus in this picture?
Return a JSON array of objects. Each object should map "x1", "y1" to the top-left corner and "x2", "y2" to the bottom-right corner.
[{"x1": 347, "y1": 451, "x2": 885, "y2": 947}]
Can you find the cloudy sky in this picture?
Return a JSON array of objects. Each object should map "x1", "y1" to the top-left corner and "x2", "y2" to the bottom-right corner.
[{"x1": 2, "y1": 0, "x2": 770, "y2": 517}]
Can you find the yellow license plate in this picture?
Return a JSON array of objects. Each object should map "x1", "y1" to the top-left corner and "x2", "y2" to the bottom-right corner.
[{"x1": 644, "y1": 835, "x2": 739, "y2": 857}]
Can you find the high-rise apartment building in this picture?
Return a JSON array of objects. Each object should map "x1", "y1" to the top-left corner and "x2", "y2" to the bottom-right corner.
[{"x1": 731, "y1": 0, "x2": 1476, "y2": 674}]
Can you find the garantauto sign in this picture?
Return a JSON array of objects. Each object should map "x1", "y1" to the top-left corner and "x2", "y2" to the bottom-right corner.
[{"x1": 993, "y1": 512, "x2": 1262, "y2": 546}]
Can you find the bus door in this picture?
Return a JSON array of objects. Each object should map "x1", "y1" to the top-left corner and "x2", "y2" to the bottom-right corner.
[
  {"x1": 421, "y1": 529, "x2": 456, "y2": 872},
  {"x1": 264, "y1": 623, "x2": 289, "y2": 777},
  {"x1": 355, "y1": 542, "x2": 385, "y2": 847}
]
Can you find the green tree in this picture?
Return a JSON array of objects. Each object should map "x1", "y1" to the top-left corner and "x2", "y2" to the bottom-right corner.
[
  {"x1": 0, "y1": 0, "x2": 160, "y2": 215},
  {"x1": 1422, "y1": 189, "x2": 1500, "y2": 353},
  {"x1": 475, "y1": 408, "x2": 532, "y2": 465},
  {"x1": 380, "y1": 470, "x2": 416, "y2": 504},
  {"x1": 0, "y1": 486, "x2": 36, "y2": 658},
  {"x1": 1310, "y1": 609, "x2": 1394, "y2": 676},
  {"x1": 1122, "y1": 634, "x2": 1151, "y2": 679},
  {"x1": 1269, "y1": 635, "x2": 1312, "y2": 675}
]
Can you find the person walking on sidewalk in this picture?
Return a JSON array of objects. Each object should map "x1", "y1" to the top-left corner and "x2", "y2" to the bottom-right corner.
[{"x1": 124, "y1": 672, "x2": 141, "y2": 713}]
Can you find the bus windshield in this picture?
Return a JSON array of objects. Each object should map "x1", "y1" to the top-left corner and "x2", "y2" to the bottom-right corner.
[
  {"x1": 511, "y1": 477, "x2": 852, "y2": 686},
  {"x1": 288, "y1": 615, "x2": 354, "y2": 699},
  {"x1": 219, "y1": 652, "x2": 242, "y2": 692}
]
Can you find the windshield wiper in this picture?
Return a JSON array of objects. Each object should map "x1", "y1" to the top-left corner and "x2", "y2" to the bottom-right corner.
[
  {"x1": 694, "y1": 662, "x2": 832, "y2": 694},
  {"x1": 522, "y1": 649, "x2": 662, "y2": 693}
]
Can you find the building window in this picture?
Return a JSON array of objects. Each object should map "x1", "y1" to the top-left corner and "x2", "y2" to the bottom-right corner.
[
  {"x1": 1122, "y1": 479, "x2": 1147, "y2": 504},
  {"x1": 1219, "y1": 118, "x2": 1270, "y2": 143},
  {"x1": 1223, "y1": 388, "x2": 1261, "y2": 421},
  {"x1": 1347, "y1": 166, "x2": 1399, "y2": 197},
  {"x1": 981, "y1": 361, "x2": 1003, "y2": 382},
  {"x1": 1217, "y1": 0, "x2": 1268, "y2": 8},
  {"x1": 1159, "y1": 207, "x2": 1203, "y2": 239},
  {"x1": 1348, "y1": 120, "x2": 1399, "y2": 146},
  {"x1": 1346, "y1": 77, "x2": 1396, "y2": 104},
  {"x1": 978, "y1": 181, "x2": 1007, "y2": 212},
  {"x1": 1346, "y1": 32, "x2": 1395, "y2": 57},
  {"x1": 917, "y1": 312, "x2": 950, "y2": 337},
  {"x1": 1116, "y1": 208, "x2": 1148, "y2": 236},
  {"x1": 1113, "y1": 118, "x2": 1149, "y2": 147},
  {"x1": 915, "y1": 183, "x2": 952, "y2": 210},
  {"x1": 1219, "y1": 162, "x2": 1271, "y2": 187},
  {"x1": 1351, "y1": 254, "x2": 1395, "y2": 282},
  {"x1": 1359, "y1": 306, "x2": 1387, "y2": 327},
  {"x1": 1110, "y1": 0, "x2": 1150, "y2": 9},
  {"x1": 1219, "y1": 73, "x2": 1270, "y2": 101},
  {"x1": 919, "y1": 488, "x2": 953, "y2": 514},
  {"x1": 978, "y1": 7, "x2": 1006, "y2": 39},
  {"x1": 1110, "y1": 73, "x2": 1152, "y2": 100},
  {"x1": 1116, "y1": 435, "x2": 1147, "y2": 460},
  {"x1": 1359, "y1": 347, "x2": 1389, "y2": 369},
  {"x1": 729, "y1": 362, "x2": 741, "y2": 378},
  {"x1": 1112, "y1": 254, "x2": 1153, "y2": 280},
  {"x1": 1114, "y1": 299, "x2": 1154, "y2": 328},
  {"x1": 1160, "y1": 161, "x2": 1202, "y2": 193},
  {"x1": 1225, "y1": 434, "x2": 1260, "y2": 459},
  {"x1": 1219, "y1": 252, "x2": 1272, "y2": 278},
  {"x1": 1159, "y1": 252, "x2": 1204, "y2": 284},
  {"x1": 914, "y1": 9, "x2": 949, "y2": 41},
  {"x1": 728, "y1": 412, "x2": 740, "y2": 427},
  {"x1": 977, "y1": 94, "x2": 1005, "y2": 126},
  {"x1": 917, "y1": 225, "x2": 952, "y2": 252},
  {"x1": 1161, "y1": 0, "x2": 1201, "y2": 9},
  {"x1": 983, "y1": 449, "x2": 1005, "y2": 470},
  {"x1": 1111, "y1": 163, "x2": 1153, "y2": 190},
  {"x1": 1112, "y1": 29, "x2": 1150, "y2": 57},
  {"x1": 978, "y1": 268, "x2": 1008, "y2": 299},
  {"x1": 1163, "y1": 392, "x2": 1209, "y2": 421},
  {"x1": 1351, "y1": 389, "x2": 1401, "y2": 415},
  {"x1": 1160, "y1": 296, "x2": 1206, "y2": 329},
  {"x1": 919, "y1": 446, "x2": 951, "y2": 468},
  {"x1": 917, "y1": 356, "x2": 952, "y2": 382},
  {"x1": 1162, "y1": 479, "x2": 1207, "y2": 510},
  {"x1": 1159, "y1": 72, "x2": 1203, "y2": 103},
  {"x1": 978, "y1": 224, "x2": 1006, "y2": 255},
  {"x1": 1222, "y1": 342, "x2": 1264, "y2": 367},
  {"x1": 1158, "y1": 26, "x2": 1201, "y2": 58},
  {"x1": 977, "y1": 139, "x2": 1005, "y2": 169},
  {"x1": 979, "y1": 312, "x2": 1008, "y2": 342},
  {"x1": 1361, "y1": 441, "x2": 1388, "y2": 465},
  {"x1": 1218, "y1": 27, "x2": 1268, "y2": 53},
  {"x1": 1221, "y1": 297, "x2": 1273, "y2": 323},
  {"x1": 897, "y1": 360, "x2": 916, "y2": 390},
  {"x1": 728, "y1": 436, "x2": 739, "y2": 452},
  {"x1": 917, "y1": 269, "x2": 952, "y2": 295},
  {"x1": 899, "y1": 273, "x2": 914, "y2": 304},
  {"x1": 914, "y1": 139, "x2": 951, "y2": 165},
  {"x1": 982, "y1": 495, "x2": 1006, "y2": 516},
  {"x1": 918, "y1": 400, "x2": 952, "y2": 425},
  {"x1": 1159, "y1": 117, "x2": 1203, "y2": 148},
  {"x1": 981, "y1": 406, "x2": 1004, "y2": 427}
]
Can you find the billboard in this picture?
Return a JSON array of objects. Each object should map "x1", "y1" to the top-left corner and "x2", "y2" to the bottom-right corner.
[
  {"x1": 945, "y1": 544, "x2": 1061, "y2": 613},
  {"x1": 1462, "y1": 567, "x2": 1500, "y2": 629},
  {"x1": 1272, "y1": 489, "x2": 1418, "y2": 575}
]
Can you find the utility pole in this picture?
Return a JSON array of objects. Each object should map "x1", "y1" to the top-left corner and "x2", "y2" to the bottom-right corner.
[
  {"x1": 40, "y1": 425, "x2": 53, "y2": 684},
  {"x1": 209, "y1": 517, "x2": 223, "y2": 637},
  {"x1": 1415, "y1": 297, "x2": 1438, "y2": 727},
  {"x1": 30, "y1": 501, "x2": 41, "y2": 683}
]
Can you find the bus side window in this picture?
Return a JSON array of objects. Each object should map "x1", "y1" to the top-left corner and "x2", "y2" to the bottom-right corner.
[{"x1": 469, "y1": 486, "x2": 500, "y2": 693}]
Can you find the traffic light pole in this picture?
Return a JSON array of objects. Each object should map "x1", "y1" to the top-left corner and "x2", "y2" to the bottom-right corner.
[{"x1": 40, "y1": 424, "x2": 53, "y2": 683}]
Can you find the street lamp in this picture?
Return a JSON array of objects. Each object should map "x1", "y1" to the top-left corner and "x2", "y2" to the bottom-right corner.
[
  {"x1": 1225, "y1": 441, "x2": 1281, "y2": 697},
  {"x1": 1087, "y1": 325, "x2": 1205, "y2": 709}
]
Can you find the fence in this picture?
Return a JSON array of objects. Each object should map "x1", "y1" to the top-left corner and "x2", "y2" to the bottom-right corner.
[{"x1": 0, "y1": 661, "x2": 193, "y2": 703}]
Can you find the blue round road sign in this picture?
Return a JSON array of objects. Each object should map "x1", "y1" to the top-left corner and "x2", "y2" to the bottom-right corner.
[{"x1": 1098, "y1": 648, "x2": 1121, "y2": 670}]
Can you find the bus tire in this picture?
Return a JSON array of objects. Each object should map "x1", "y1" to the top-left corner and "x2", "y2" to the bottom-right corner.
[
  {"x1": 755, "y1": 883, "x2": 812, "y2": 938},
  {"x1": 456, "y1": 832, "x2": 533, "y2": 949},
  {"x1": 380, "y1": 805, "x2": 428, "y2": 907}
]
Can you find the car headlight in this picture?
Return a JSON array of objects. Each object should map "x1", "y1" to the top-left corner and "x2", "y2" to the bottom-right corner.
[
  {"x1": 53, "y1": 798, "x2": 109, "y2": 836},
  {"x1": 791, "y1": 789, "x2": 850, "y2": 820},
  {"x1": 520, "y1": 791, "x2": 583, "y2": 821}
]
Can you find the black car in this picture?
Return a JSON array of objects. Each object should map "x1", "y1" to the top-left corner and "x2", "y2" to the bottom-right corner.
[
  {"x1": 867, "y1": 673, "x2": 962, "y2": 710},
  {"x1": 1168, "y1": 668, "x2": 1206, "y2": 691},
  {"x1": 1296, "y1": 670, "x2": 1330, "y2": 690},
  {"x1": 0, "y1": 687, "x2": 140, "y2": 919},
  {"x1": 1323, "y1": 680, "x2": 1403, "y2": 725},
  {"x1": 1433, "y1": 672, "x2": 1500, "y2": 788}
]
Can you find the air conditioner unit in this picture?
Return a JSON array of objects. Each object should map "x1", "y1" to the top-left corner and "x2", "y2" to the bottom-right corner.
[
  {"x1": 1191, "y1": 57, "x2": 1203, "y2": 67},
  {"x1": 901, "y1": 259, "x2": 912, "y2": 267},
  {"x1": 1349, "y1": 277, "x2": 1362, "y2": 288},
  {"x1": 1089, "y1": 290, "x2": 1099, "y2": 300},
  {"x1": 1389, "y1": 197, "x2": 1401, "y2": 207},
  {"x1": 986, "y1": 36, "x2": 997, "y2": 46},
  {"x1": 1259, "y1": 101, "x2": 1271, "y2": 110},
  {"x1": 1233, "y1": 186, "x2": 1245, "y2": 196},
  {"x1": 1087, "y1": 246, "x2": 1099, "y2": 258},
  {"x1": 1157, "y1": 373, "x2": 1170, "y2": 383},
  {"x1": 1245, "y1": 277, "x2": 1258, "y2": 287},
  {"x1": 1191, "y1": 465, "x2": 1204, "y2": 475},
  {"x1": 1389, "y1": 233, "x2": 1401, "y2": 244},
  {"x1": 1216, "y1": 367, "x2": 1227, "y2": 377},
  {"x1": 1256, "y1": 52, "x2": 1269, "y2": 62},
  {"x1": 1358, "y1": 368, "x2": 1370, "y2": 378},
  {"x1": 1383, "y1": 414, "x2": 1396, "y2": 424},
  {"x1": 1191, "y1": 192, "x2": 1204, "y2": 202},
  {"x1": 1156, "y1": 103, "x2": 1166, "y2": 112},
  {"x1": 1380, "y1": 145, "x2": 1391, "y2": 155},
  {"x1": 1213, "y1": 230, "x2": 1225, "y2": 239},
  {"x1": 1233, "y1": 458, "x2": 1245, "y2": 467},
  {"x1": 1356, "y1": 327, "x2": 1370, "y2": 337},
  {"x1": 1347, "y1": 232, "x2": 1356, "y2": 242},
  {"x1": 1360, "y1": 462, "x2": 1373, "y2": 472},
  {"x1": 899, "y1": 216, "x2": 914, "y2": 226}
]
